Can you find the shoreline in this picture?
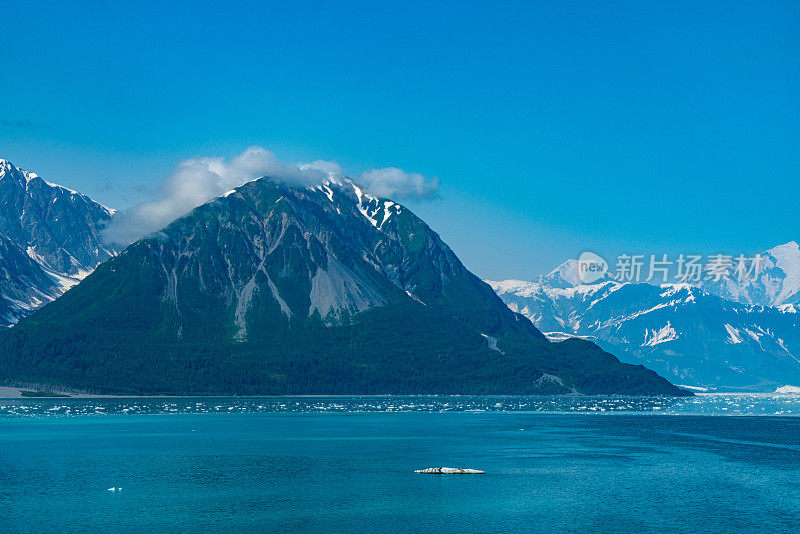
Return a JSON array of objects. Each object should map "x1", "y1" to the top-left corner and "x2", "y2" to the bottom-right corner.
[{"x1": 0, "y1": 386, "x2": 787, "y2": 400}]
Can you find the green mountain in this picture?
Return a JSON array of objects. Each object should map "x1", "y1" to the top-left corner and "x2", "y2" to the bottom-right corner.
[{"x1": 0, "y1": 176, "x2": 689, "y2": 396}]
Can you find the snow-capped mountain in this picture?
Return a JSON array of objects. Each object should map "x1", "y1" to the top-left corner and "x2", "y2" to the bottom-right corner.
[
  {"x1": 0, "y1": 160, "x2": 117, "y2": 326},
  {"x1": 489, "y1": 258, "x2": 800, "y2": 391},
  {"x1": 0, "y1": 175, "x2": 686, "y2": 396},
  {"x1": 700, "y1": 241, "x2": 800, "y2": 307}
]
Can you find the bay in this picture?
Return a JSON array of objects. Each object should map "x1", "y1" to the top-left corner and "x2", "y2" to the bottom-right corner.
[{"x1": 1, "y1": 395, "x2": 799, "y2": 533}]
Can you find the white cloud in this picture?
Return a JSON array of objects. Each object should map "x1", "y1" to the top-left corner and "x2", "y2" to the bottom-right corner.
[
  {"x1": 103, "y1": 146, "x2": 438, "y2": 245},
  {"x1": 359, "y1": 167, "x2": 439, "y2": 200},
  {"x1": 299, "y1": 159, "x2": 344, "y2": 175}
]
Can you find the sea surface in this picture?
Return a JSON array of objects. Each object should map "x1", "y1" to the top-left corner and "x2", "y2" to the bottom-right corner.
[{"x1": 1, "y1": 394, "x2": 799, "y2": 533}]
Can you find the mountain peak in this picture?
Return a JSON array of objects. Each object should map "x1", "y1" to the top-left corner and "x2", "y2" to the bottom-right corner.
[
  {"x1": 765, "y1": 240, "x2": 800, "y2": 256},
  {"x1": 0, "y1": 158, "x2": 38, "y2": 183},
  {"x1": 540, "y1": 258, "x2": 615, "y2": 288},
  {"x1": 542, "y1": 259, "x2": 582, "y2": 288},
  {"x1": 0, "y1": 159, "x2": 118, "y2": 327},
  {"x1": 0, "y1": 158, "x2": 112, "y2": 207}
]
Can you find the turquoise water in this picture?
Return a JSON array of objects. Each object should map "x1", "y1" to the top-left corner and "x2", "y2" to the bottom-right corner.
[{"x1": 1, "y1": 395, "x2": 799, "y2": 533}]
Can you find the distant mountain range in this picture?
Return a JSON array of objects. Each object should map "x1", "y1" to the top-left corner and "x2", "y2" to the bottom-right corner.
[
  {"x1": 0, "y1": 167, "x2": 685, "y2": 396},
  {"x1": 489, "y1": 247, "x2": 800, "y2": 391},
  {"x1": 699, "y1": 241, "x2": 800, "y2": 308},
  {"x1": 0, "y1": 160, "x2": 116, "y2": 327}
]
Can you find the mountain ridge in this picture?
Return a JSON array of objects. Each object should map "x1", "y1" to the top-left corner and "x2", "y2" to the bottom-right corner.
[{"x1": 489, "y1": 250, "x2": 800, "y2": 391}]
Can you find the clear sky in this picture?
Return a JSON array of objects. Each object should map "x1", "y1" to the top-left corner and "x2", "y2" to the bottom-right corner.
[{"x1": 2, "y1": 1, "x2": 798, "y2": 279}]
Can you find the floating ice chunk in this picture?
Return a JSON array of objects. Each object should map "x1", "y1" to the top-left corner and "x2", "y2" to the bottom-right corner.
[
  {"x1": 676, "y1": 384, "x2": 711, "y2": 392},
  {"x1": 774, "y1": 385, "x2": 800, "y2": 395},
  {"x1": 414, "y1": 467, "x2": 485, "y2": 474}
]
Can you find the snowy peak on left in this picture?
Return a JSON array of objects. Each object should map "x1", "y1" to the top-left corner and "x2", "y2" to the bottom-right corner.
[{"x1": 0, "y1": 159, "x2": 117, "y2": 326}]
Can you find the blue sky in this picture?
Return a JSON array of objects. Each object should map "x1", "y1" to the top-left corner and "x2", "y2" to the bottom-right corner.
[{"x1": 2, "y1": 1, "x2": 798, "y2": 279}]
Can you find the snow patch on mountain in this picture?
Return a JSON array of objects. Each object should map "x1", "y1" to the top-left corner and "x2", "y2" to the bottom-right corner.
[
  {"x1": 724, "y1": 324, "x2": 743, "y2": 344},
  {"x1": 487, "y1": 279, "x2": 539, "y2": 297},
  {"x1": 351, "y1": 182, "x2": 380, "y2": 227},
  {"x1": 643, "y1": 322, "x2": 678, "y2": 347}
]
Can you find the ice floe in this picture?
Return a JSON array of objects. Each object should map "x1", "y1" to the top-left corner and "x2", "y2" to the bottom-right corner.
[{"x1": 414, "y1": 467, "x2": 485, "y2": 474}]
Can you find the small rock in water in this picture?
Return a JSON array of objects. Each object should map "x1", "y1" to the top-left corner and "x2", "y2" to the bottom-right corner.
[{"x1": 414, "y1": 467, "x2": 485, "y2": 474}]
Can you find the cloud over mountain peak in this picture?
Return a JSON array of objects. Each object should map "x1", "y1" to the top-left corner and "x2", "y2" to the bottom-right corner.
[{"x1": 104, "y1": 147, "x2": 439, "y2": 245}]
